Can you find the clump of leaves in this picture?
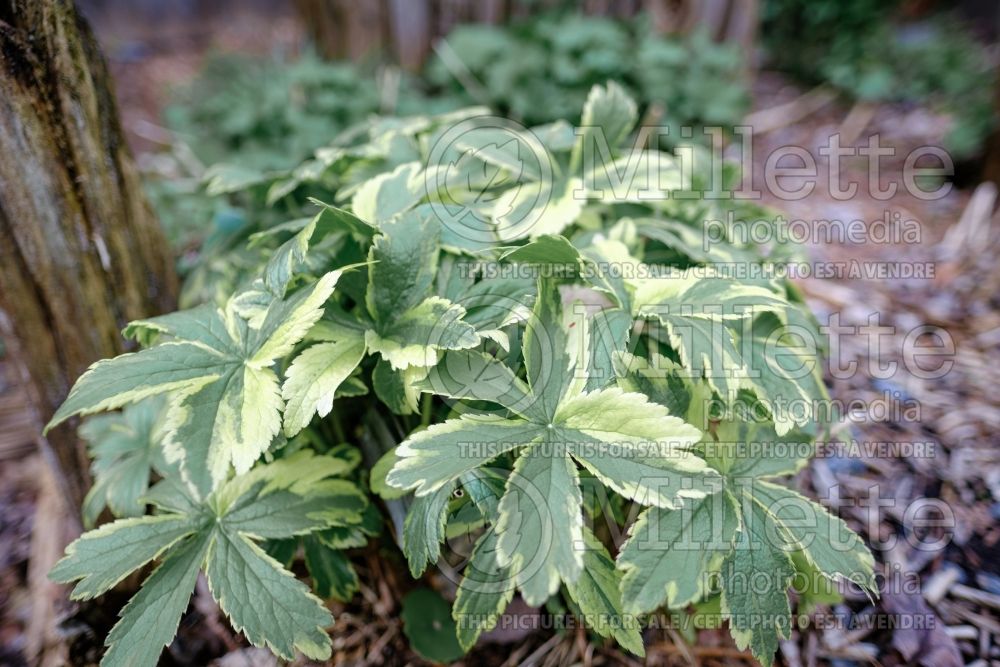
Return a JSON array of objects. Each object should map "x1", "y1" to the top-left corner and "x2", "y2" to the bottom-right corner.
[
  {"x1": 51, "y1": 84, "x2": 873, "y2": 666},
  {"x1": 152, "y1": 14, "x2": 748, "y2": 276},
  {"x1": 426, "y1": 14, "x2": 749, "y2": 141},
  {"x1": 163, "y1": 52, "x2": 439, "y2": 173},
  {"x1": 147, "y1": 51, "x2": 449, "y2": 253}
]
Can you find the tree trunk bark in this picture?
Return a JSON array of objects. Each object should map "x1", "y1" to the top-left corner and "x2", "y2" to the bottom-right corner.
[
  {"x1": 981, "y1": 70, "x2": 1000, "y2": 187},
  {"x1": 0, "y1": 0, "x2": 178, "y2": 514}
]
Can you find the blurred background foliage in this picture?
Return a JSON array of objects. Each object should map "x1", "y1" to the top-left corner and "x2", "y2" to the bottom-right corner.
[
  {"x1": 763, "y1": 0, "x2": 996, "y2": 158},
  {"x1": 135, "y1": 1, "x2": 997, "y2": 283}
]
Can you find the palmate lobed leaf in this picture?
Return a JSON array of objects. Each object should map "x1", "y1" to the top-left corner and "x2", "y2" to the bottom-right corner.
[
  {"x1": 48, "y1": 271, "x2": 341, "y2": 497},
  {"x1": 362, "y1": 208, "x2": 481, "y2": 371},
  {"x1": 389, "y1": 276, "x2": 715, "y2": 609},
  {"x1": 79, "y1": 397, "x2": 170, "y2": 527},
  {"x1": 50, "y1": 451, "x2": 366, "y2": 666},
  {"x1": 616, "y1": 417, "x2": 876, "y2": 663}
]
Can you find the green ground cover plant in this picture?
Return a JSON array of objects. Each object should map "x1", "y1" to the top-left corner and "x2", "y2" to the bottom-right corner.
[
  {"x1": 50, "y1": 84, "x2": 873, "y2": 666},
  {"x1": 148, "y1": 14, "x2": 749, "y2": 254}
]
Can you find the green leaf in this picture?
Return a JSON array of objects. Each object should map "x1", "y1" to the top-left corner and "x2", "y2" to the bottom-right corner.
[
  {"x1": 122, "y1": 303, "x2": 237, "y2": 349},
  {"x1": 738, "y1": 312, "x2": 819, "y2": 435},
  {"x1": 401, "y1": 588, "x2": 465, "y2": 663},
  {"x1": 632, "y1": 272, "x2": 788, "y2": 321},
  {"x1": 719, "y1": 492, "x2": 795, "y2": 667},
  {"x1": 448, "y1": 276, "x2": 533, "y2": 350},
  {"x1": 308, "y1": 198, "x2": 377, "y2": 238},
  {"x1": 582, "y1": 150, "x2": 685, "y2": 203},
  {"x1": 142, "y1": 477, "x2": 199, "y2": 516},
  {"x1": 493, "y1": 176, "x2": 584, "y2": 241},
  {"x1": 751, "y1": 481, "x2": 875, "y2": 590},
  {"x1": 453, "y1": 530, "x2": 515, "y2": 651},
  {"x1": 647, "y1": 312, "x2": 745, "y2": 400},
  {"x1": 631, "y1": 272, "x2": 797, "y2": 401},
  {"x1": 499, "y1": 234, "x2": 584, "y2": 266},
  {"x1": 50, "y1": 515, "x2": 198, "y2": 600},
  {"x1": 370, "y1": 449, "x2": 407, "y2": 501},
  {"x1": 366, "y1": 209, "x2": 439, "y2": 322},
  {"x1": 47, "y1": 342, "x2": 226, "y2": 430},
  {"x1": 585, "y1": 309, "x2": 633, "y2": 392},
  {"x1": 364, "y1": 209, "x2": 480, "y2": 370},
  {"x1": 557, "y1": 388, "x2": 709, "y2": 508},
  {"x1": 402, "y1": 485, "x2": 453, "y2": 577},
  {"x1": 204, "y1": 163, "x2": 269, "y2": 196},
  {"x1": 51, "y1": 451, "x2": 366, "y2": 666},
  {"x1": 80, "y1": 398, "x2": 168, "y2": 526},
  {"x1": 617, "y1": 489, "x2": 738, "y2": 613},
  {"x1": 790, "y1": 551, "x2": 842, "y2": 613},
  {"x1": 522, "y1": 277, "x2": 577, "y2": 421},
  {"x1": 496, "y1": 445, "x2": 583, "y2": 606},
  {"x1": 365, "y1": 295, "x2": 479, "y2": 370},
  {"x1": 52, "y1": 272, "x2": 341, "y2": 497},
  {"x1": 390, "y1": 415, "x2": 545, "y2": 495},
  {"x1": 712, "y1": 420, "x2": 810, "y2": 479},
  {"x1": 303, "y1": 536, "x2": 359, "y2": 601},
  {"x1": 371, "y1": 358, "x2": 420, "y2": 415},
  {"x1": 263, "y1": 204, "x2": 374, "y2": 297},
  {"x1": 351, "y1": 161, "x2": 424, "y2": 223},
  {"x1": 206, "y1": 531, "x2": 333, "y2": 661},
  {"x1": 454, "y1": 130, "x2": 542, "y2": 181},
  {"x1": 390, "y1": 278, "x2": 720, "y2": 615},
  {"x1": 164, "y1": 363, "x2": 283, "y2": 497},
  {"x1": 612, "y1": 351, "x2": 692, "y2": 419},
  {"x1": 249, "y1": 271, "x2": 343, "y2": 366},
  {"x1": 223, "y1": 481, "x2": 366, "y2": 539},
  {"x1": 263, "y1": 215, "x2": 321, "y2": 298},
  {"x1": 101, "y1": 532, "x2": 213, "y2": 667},
  {"x1": 417, "y1": 350, "x2": 540, "y2": 420},
  {"x1": 571, "y1": 81, "x2": 638, "y2": 170},
  {"x1": 567, "y1": 529, "x2": 644, "y2": 656},
  {"x1": 281, "y1": 335, "x2": 367, "y2": 437},
  {"x1": 213, "y1": 448, "x2": 357, "y2": 506}
]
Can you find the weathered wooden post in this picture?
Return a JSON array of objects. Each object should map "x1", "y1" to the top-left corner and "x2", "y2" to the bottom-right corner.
[{"x1": 0, "y1": 0, "x2": 177, "y2": 512}]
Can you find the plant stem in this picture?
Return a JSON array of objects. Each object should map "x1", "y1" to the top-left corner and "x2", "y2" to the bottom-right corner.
[
  {"x1": 330, "y1": 406, "x2": 347, "y2": 444},
  {"x1": 361, "y1": 407, "x2": 409, "y2": 544},
  {"x1": 419, "y1": 393, "x2": 433, "y2": 429}
]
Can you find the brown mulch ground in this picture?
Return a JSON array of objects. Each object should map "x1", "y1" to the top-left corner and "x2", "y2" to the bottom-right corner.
[{"x1": 1, "y1": 4, "x2": 999, "y2": 666}]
